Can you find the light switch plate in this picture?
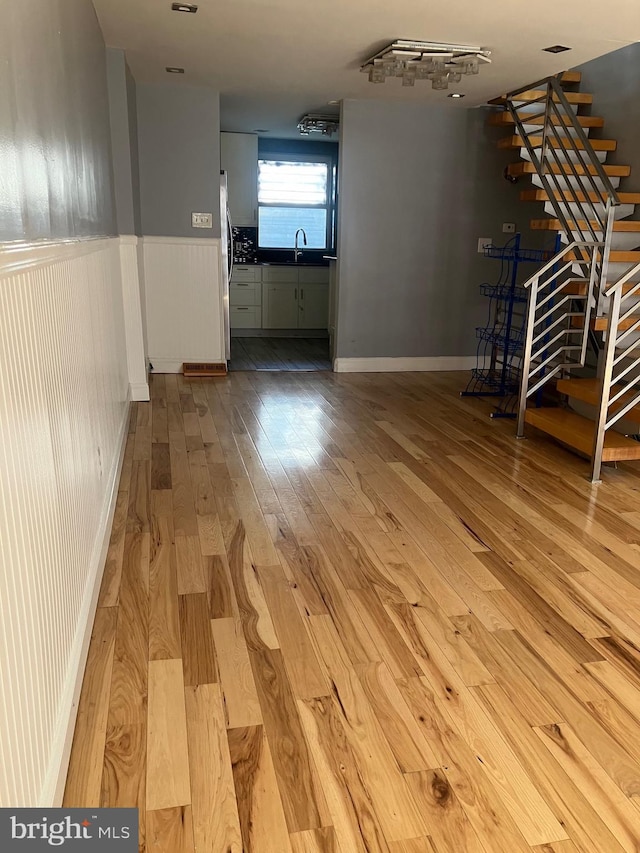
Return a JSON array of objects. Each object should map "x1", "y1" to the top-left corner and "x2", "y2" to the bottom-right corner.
[
  {"x1": 502, "y1": 222, "x2": 516, "y2": 233},
  {"x1": 192, "y1": 212, "x2": 213, "y2": 228},
  {"x1": 478, "y1": 237, "x2": 492, "y2": 253}
]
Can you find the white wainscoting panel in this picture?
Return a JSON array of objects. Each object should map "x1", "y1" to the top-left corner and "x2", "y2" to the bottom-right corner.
[
  {"x1": 119, "y1": 236, "x2": 149, "y2": 401},
  {"x1": 0, "y1": 237, "x2": 130, "y2": 807},
  {"x1": 142, "y1": 236, "x2": 224, "y2": 373}
]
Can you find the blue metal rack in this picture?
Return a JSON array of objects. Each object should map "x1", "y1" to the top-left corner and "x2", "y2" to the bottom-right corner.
[{"x1": 461, "y1": 233, "x2": 557, "y2": 419}]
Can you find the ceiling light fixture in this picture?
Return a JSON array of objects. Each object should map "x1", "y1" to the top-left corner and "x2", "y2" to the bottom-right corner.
[
  {"x1": 171, "y1": 2, "x2": 198, "y2": 11},
  {"x1": 166, "y1": 66, "x2": 185, "y2": 73},
  {"x1": 543, "y1": 44, "x2": 571, "y2": 53},
  {"x1": 361, "y1": 40, "x2": 491, "y2": 90},
  {"x1": 448, "y1": 92, "x2": 465, "y2": 98},
  {"x1": 297, "y1": 114, "x2": 339, "y2": 137}
]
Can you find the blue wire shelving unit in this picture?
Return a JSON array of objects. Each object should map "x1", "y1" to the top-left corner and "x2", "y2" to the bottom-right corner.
[{"x1": 461, "y1": 233, "x2": 557, "y2": 419}]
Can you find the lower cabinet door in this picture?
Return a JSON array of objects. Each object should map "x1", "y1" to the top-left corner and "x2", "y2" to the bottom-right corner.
[
  {"x1": 298, "y1": 283, "x2": 329, "y2": 329},
  {"x1": 262, "y1": 282, "x2": 299, "y2": 329},
  {"x1": 230, "y1": 305, "x2": 261, "y2": 328}
]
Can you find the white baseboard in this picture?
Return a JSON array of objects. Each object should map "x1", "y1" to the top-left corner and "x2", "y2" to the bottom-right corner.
[
  {"x1": 332, "y1": 356, "x2": 478, "y2": 373},
  {"x1": 149, "y1": 358, "x2": 186, "y2": 374},
  {"x1": 43, "y1": 399, "x2": 131, "y2": 806},
  {"x1": 130, "y1": 382, "x2": 150, "y2": 401}
]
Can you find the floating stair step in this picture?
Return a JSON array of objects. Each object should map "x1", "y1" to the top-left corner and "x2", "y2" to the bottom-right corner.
[
  {"x1": 593, "y1": 316, "x2": 640, "y2": 331},
  {"x1": 490, "y1": 90, "x2": 593, "y2": 106},
  {"x1": 521, "y1": 189, "x2": 640, "y2": 204},
  {"x1": 557, "y1": 377, "x2": 640, "y2": 422},
  {"x1": 524, "y1": 407, "x2": 640, "y2": 461},
  {"x1": 488, "y1": 112, "x2": 604, "y2": 128},
  {"x1": 508, "y1": 161, "x2": 630, "y2": 178},
  {"x1": 569, "y1": 315, "x2": 640, "y2": 331},
  {"x1": 559, "y1": 71, "x2": 582, "y2": 84},
  {"x1": 499, "y1": 136, "x2": 616, "y2": 152},
  {"x1": 561, "y1": 279, "x2": 639, "y2": 296},
  {"x1": 565, "y1": 250, "x2": 640, "y2": 263},
  {"x1": 531, "y1": 219, "x2": 640, "y2": 232}
]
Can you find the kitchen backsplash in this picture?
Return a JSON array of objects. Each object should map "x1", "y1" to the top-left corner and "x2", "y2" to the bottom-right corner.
[{"x1": 232, "y1": 226, "x2": 258, "y2": 264}]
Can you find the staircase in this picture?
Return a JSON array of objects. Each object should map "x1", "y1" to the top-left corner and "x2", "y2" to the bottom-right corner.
[{"x1": 490, "y1": 72, "x2": 640, "y2": 481}]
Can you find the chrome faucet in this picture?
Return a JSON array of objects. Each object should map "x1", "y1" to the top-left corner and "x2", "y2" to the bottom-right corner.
[{"x1": 294, "y1": 228, "x2": 307, "y2": 263}]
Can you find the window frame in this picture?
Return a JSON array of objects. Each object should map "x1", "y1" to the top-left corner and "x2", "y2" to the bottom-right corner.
[{"x1": 257, "y1": 151, "x2": 336, "y2": 253}]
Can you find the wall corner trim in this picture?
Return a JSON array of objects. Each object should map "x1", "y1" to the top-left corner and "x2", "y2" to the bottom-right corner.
[{"x1": 332, "y1": 356, "x2": 478, "y2": 373}]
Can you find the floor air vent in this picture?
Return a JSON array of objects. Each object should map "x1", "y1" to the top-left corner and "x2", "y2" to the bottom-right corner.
[{"x1": 182, "y1": 362, "x2": 227, "y2": 377}]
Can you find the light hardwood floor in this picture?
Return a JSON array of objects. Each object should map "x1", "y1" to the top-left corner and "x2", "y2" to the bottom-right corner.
[{"x1": 64, "y1": 370, "x2": 640, "y2": 853}]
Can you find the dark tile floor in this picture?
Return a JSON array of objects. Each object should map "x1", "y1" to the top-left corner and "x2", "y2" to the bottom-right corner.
[{"x1": 229, "y1": 337, "x2": 331, "y2": 371}]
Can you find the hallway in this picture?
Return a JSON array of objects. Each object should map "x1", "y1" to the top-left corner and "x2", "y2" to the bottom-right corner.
[{"x1": 64, "y1": 369, "x2": 640, "y2": 853}]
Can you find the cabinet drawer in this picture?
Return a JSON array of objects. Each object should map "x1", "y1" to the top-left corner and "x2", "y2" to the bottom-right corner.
[
  {"x1": 261, "y1": 266, "x2": 298, "y2": 283},
  {"x1": 230, "y1": 305, "x2": 262, "y2": 328},
  {"x1": 231, "y1": 266, "x2": 261, "y2": 283},
  {"x1": 298, "y1": 267, "x2": 329, "y2": 284},
  {"x1": 230, "y1": 282, "x2": 261, "y2": 306}
]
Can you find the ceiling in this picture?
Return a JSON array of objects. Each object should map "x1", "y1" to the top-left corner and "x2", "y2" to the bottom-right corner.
[{"x1": 93, "y1": 0, "x2": 640, "y2": 138}]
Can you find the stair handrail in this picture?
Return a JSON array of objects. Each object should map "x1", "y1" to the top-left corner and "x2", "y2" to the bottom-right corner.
[
  {"x1": 520, "y1": 240, "x2": 604, "y2": 289},
  {"x1": 591, "y1": 258, "x2": 640, "y2": 481},
  {"x1": 517, "y1": 240, "x2": 603, "y2": 438},
  {"x1": 505, "y1": 75, "x2": 621, "y2": 208},
  {"x1": 603, "y1": 260, "x2": 640, "y2": 298}
]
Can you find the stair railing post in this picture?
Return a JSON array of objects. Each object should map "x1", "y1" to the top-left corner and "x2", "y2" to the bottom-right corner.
[
  {"x1": 517, "y1": 276, "x2": 539, "y2": 438},
  {"x1": 590, "y1": 282, "x2": 622, "y2": 483}
]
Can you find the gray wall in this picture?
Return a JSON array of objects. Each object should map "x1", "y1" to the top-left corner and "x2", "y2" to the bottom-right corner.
[
  {"x1": 0, "y1": 0, "x2": 115, "y2": 242},
  {"x1": 106, "y1": 49, "x2": 142, "y2": 236},
  {"x1": 574, "y1": 42, "x2": 640, "y2": 204},
  {"x1": 335, "y1": 99, "x2": 549, "y2": 359},
  {"x1": 137, "y1": 84, "x2": 221, "y2": 237}
]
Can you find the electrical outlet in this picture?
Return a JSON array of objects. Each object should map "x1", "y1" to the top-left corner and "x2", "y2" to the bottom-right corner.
[
  {"x1": 478, "y1": 237, "x2": 492, "y2": 253},
  {"x1": 192, "y1": 212, "x2": 213, "y2": 228},
  {"x1": 502, "y1": 222, "x2": 516, "y2": 234}
]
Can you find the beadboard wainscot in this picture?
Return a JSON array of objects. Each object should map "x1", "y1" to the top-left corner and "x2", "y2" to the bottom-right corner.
[
  {"x1": 0, "y1": 236, "x2": 135, "y2": 806},
  {"x1": 142, "y1": 236, "x2": 225, "y2": 374}
]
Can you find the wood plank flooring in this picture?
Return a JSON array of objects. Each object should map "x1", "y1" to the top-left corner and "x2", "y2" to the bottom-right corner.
[
  {"x1": 65, "y1": 370, "x2": 640, "y2": 852},
  {"x1": 230, "y1": 337, "x2": 331, "y2": 371}
]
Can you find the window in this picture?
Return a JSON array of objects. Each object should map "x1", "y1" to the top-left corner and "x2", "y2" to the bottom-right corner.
[{"x1": 258, "y1": 156, "x2": 333, "y2": 250}]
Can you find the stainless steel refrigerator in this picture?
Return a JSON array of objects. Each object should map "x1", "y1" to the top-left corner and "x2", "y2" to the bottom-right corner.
[{"x1": 220, "y1": 171, "x2": 233, "y2": 362}]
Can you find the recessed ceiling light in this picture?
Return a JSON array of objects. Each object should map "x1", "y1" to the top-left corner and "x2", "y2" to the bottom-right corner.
[
  {"x1": 166, "y1": 66, "x2": 185, "y2": 73},
  {"x1": 448, "y1": 92, "x2": 465, "y2": 98},
  {"x1": 543, "y1": 44, "x2": 572, "y2": 53},
  {"x1": 171, "y1": 2, "x2": 198, "y2": 11},
  {"x1": 328, "y1": 100, "x2": 339, "y2": 105},
  {"x1": 253, "y1": 129, "x2": 269, "y2": 133}
]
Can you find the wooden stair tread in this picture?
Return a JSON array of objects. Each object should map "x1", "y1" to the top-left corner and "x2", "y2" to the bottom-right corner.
[
  {"x1": 531, "y1": 219, "x2": 640, "y2": 232},
  {"x1": 521, "y1": 189, "x2": 640, "y2": 203},
  {"x1": 499, "y1": 136, "x2": 616, "y2": 151},
  {"x1": 569, "y1": 315, "x2": 640, "y2": 331},
  {"x1": 593, "y1": 316, "x2": 640, "y2": 331},
  {"x1": 489, "y1": 112, "x2": 604, "y2": 128},
  {"x1": 559, "y1": 70, "x2": 581, "y2": 83},
  {"x1": 508, "y1": 161, "x2": 630, "y2": 178},
  {"x1": 561, "y1": 280, "x2": 639, "y2": 295},
  {"x1": 565, "y1": 250, "x2": 640, "y2": 263},
  {"x1": 524, "y1": 407, "x2": 640, "y2": 461},
  {"x1": 557, "y1": 377, "x2": 640, "y2": 422},
  {"x1": 489, "y1": 90, "x2": 592, "y2": 105}
]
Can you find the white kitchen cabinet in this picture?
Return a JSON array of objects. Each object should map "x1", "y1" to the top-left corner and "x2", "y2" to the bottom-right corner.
[
  {"x1": 220, "y1": 132, "x2": 258, "y2": 227},
  {"x1": 230, "y1": 265, "x2": 262, "y2": 329},
  {"x1": 298, "y1": 282, "x2": 329, "y2": 329},
  {"x1": 261, "y1": 266, "x2": 329, "y2": 330},
  {"x1": 262, "y1": 282, "x2": 299, "y2": 329}
]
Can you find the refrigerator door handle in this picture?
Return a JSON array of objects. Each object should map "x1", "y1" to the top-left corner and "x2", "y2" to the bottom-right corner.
[{"x1": 227, "y1": 208, "x2": 234, "y2": 281}]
